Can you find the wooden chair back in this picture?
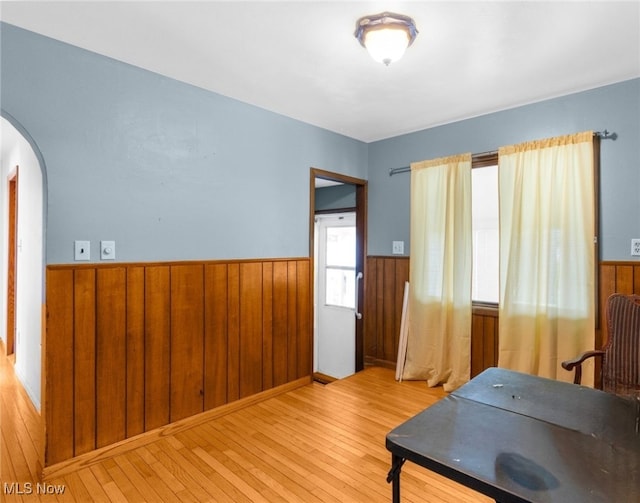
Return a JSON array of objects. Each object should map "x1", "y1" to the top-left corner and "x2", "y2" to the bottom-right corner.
[{"x1": 602, "y1": 293, "x2": 640, "y2": 398}]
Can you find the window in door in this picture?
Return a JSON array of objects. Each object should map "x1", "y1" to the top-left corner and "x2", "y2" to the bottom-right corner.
[{"x1": 324, "y1": 225, "x2": 356, "y2": 309}]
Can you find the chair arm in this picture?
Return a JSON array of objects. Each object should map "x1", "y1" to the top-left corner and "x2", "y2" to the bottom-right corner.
[{"x1": 561, "y1": 350, "x2": 605, "y2": 385}]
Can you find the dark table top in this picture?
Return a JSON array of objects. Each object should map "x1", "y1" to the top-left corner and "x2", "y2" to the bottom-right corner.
[{"x1": 386, "y1": 367, "x2": 640, "y2": 503}]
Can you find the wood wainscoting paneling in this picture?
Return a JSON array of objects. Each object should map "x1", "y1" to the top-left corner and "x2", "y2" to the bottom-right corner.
[
  {"x1": 45, "y1": 258, "x2": 311, "y2": 467},
  {"x1": 365, "y1": 257, "x2": 640, "y2": 383},
  {"x1": 364, "y1": 257, "x2": 409, "y2": 368},
  {"x1": 364, "y1": 256, "x2": 499, "y2": 374},
  {"x1": 471, "y1": 306, "x2": 499, "y2": 378}
]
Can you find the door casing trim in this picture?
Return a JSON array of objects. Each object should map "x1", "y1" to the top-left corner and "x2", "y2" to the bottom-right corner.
[{"x1": 310, "y1": 168, "x2": 368, "y2": 373}]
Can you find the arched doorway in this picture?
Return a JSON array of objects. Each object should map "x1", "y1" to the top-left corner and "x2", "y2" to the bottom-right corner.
[{"x1": 1, "y1": 113, "x2": 46, "y2": 411}]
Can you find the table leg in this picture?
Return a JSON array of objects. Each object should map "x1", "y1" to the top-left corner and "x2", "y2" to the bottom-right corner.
[{"x1": 387, "y1": 454, "x2": 405, "y2": 503}]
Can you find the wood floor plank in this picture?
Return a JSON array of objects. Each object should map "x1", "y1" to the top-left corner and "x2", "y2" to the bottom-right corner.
[
  {"x1": 111, "y1": 453, "x2": 164, "y2": 502},
  {"x1": 194, "y1": 430, "x2": 288, "y2": 502},
  {"x1": 0, "y1": 353, "x2": 43, "y2": 484},
  {"x1": 75, "y1": 467, "x2": 111, "y2": 502},
  {"x1": 174, "y1": 431, "x2": 254, "y2": 502},
  {"x1": 142, "y1": 443, "x2": 208, "y2": 503},
  {"x1": 192, "y1": 446, "x2": 270, "y2": 503},
  {"x1": 1, "y1": 428, "x2": 19, "y2": 481},
  {"x1": 254, "y1": 420, "x2": 384, "y2": 502},
  {"x1": 199, "y1": 420, "x2": 324, "y2": 502},
  {"x1": 255, "y1": 402, "x2": 385, "y2": 476},
  {"x1": 202, "y1": 419, "x2": 334, "y2": 503},
  {"x1": 224, "y1": 445, "x2": 318, "y2": 502},
  {"x1": 141, "y1": 444, "x2": 187, "y2": 494},
  {"x1": 104, "y1": 459, "x2": 147, "y2": 502},
  {"x1": 124, "y1": 450, "x2": 181, "y2": 503},
  {"x1": 99, "y1": 481, "x2": 129, "y2": 503},
  {"x1": 151, "y1": 441, "x2": 229, "y2": 502},
  {"x1": 60, "y1": 471, "x2": 92, "y2": 502}
]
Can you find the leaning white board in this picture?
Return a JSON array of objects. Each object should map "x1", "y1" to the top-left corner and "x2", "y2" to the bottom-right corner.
[{"x1": 395, "y1": 281, "x2": 410, "y2": 381}]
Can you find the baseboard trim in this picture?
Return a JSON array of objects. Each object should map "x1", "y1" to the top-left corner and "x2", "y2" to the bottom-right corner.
[
  {"x1": 42, "y1": 375, "x2": 311, "y2": 481},
  {"x1": 364, "y1": 357, "x2": 396, "y2": 370}
]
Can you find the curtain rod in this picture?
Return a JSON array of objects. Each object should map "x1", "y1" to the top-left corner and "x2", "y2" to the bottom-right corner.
[{"x1": 388, "y1": 130, "x2": 616, "y2": 177}]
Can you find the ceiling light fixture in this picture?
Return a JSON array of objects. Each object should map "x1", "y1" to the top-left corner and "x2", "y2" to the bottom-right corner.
[{"x1": 354, "y1": 12, "x2": 418, "y2": 66}]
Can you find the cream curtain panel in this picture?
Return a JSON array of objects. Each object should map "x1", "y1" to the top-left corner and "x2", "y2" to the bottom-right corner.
[
  {"x1": 498, "y1": 131, "x2": 595, "y2": 384},
  {"x1": 404, "y1": 154, "x2": 472, "y2": 391}
]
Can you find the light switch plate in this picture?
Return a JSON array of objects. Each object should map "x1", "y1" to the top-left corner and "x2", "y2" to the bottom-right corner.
[
  {"x1": 100, "y1": 240, "x2": 116, "y2": 260},
  {"x1": 392, "y1": 241, "x2": 404, "y2": 255},
  {"x1": 74, "y1": 240, "x2": 90, "y2": 261}
]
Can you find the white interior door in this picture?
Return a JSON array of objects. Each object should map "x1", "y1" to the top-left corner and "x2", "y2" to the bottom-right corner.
[{"x1": 314, "y1": 213, "x2": 357, "y2": 379}]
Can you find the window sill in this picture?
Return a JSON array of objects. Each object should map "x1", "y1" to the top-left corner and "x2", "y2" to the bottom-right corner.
[{"x1": 472, "y1": 302, "x2": 498, "y2": 317}]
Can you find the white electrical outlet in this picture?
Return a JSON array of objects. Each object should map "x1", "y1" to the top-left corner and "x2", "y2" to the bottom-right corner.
[
  {"x1": 392, "y1": 241, "x2": 404, "y2": 255},
  {"x1": 631, "y1": 239, "x2": 640, "y2": 257}
]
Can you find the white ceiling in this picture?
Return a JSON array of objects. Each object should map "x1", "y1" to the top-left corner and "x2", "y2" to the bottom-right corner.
[{"x1": 1, "y1": 1, "x2": 639, "y2": 143}]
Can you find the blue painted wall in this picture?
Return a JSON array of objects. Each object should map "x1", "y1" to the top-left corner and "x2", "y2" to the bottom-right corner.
[
  {"x1": 2, "y1": 23, "x2": 638, "y2": 264},
  {"x1": 1, "y1": 23, "x2": 368, "y2": 264},
  {"x1": 367, "y1": 78, "x2": 640, "y2": 260},
  {"x1": 315, "y1": 184, "x2": 356, "y2": 212}
]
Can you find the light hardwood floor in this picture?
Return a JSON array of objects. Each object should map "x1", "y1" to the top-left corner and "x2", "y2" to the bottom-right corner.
[{"x1": 1, "y1": 349, "x2": 490, "y2": 502}]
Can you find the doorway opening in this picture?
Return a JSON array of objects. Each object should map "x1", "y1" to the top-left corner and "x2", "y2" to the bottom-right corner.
[
  {"x1": 6, "y1": 169, "x2": 18, "y2": 357},
  {"x1": 310, "y1": 168, "x2": 367, "y2": 383},
  {"x1": 1, "y1": 113, "x2": 46, "y2": 412}
]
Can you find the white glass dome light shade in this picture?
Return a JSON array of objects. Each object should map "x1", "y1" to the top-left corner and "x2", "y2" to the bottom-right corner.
[
  {"x1": 354, "y1": 12, "x2": 418, "y2": 66},
  {"x1": 363, "y1": 26, "x2": 411, "y2": 66}
]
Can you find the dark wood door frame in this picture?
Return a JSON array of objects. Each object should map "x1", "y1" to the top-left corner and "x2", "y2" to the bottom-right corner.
[
  {"x1": 310, "y1": 168, "x2": 368, "y2": 372},
  {"x1": 6, "y1": 167, "x2": 19, "y2": 356}
]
